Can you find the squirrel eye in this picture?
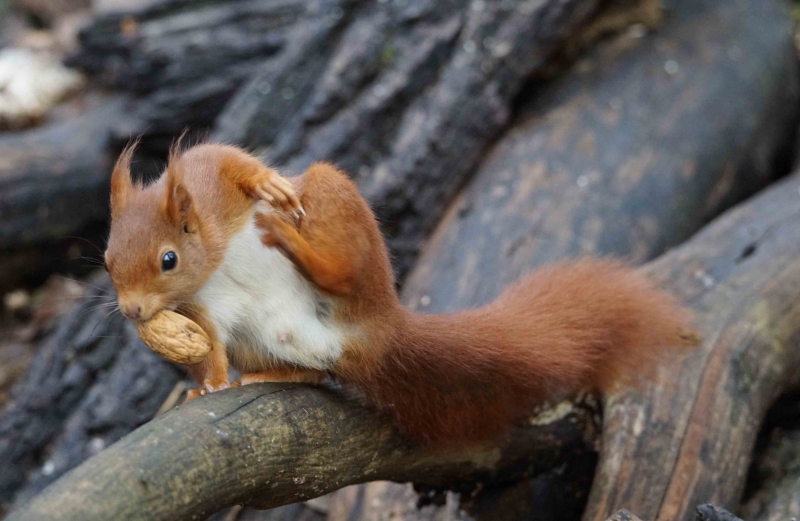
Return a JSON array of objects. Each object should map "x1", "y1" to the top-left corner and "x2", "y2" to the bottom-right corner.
[{"x1": 161, "y1": 251, "x2": 177, "y2": 272}]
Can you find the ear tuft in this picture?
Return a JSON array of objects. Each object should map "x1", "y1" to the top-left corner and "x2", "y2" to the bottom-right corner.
[
  {"x1": 168, "y1": 129, "x2": 189, "y2": 166},
  {"x1": 110, "y1": 139, "x2": 140, "y2": 219}
]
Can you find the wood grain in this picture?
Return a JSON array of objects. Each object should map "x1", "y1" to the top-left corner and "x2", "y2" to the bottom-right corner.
[
  {"x1": 7, "y1": 385, "x2": 599, "y2": 521},
  {"x1": 584, "y1": 172, "x2": 800, "y2": 520}
]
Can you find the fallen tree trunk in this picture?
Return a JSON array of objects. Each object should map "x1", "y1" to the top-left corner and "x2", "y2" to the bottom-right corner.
[
  {"x1": 0, "y1": 96, "x2": 122, "y2": 249},
  {"x1": 583, "y1": 171, "x2": 800, "y2": 520},
  {"x1": 745, "y1": 466, "x2": 800, "y2": 521},
  {"x1": 68, "y1": 0, "x2": 315, "y2": 158},
  {"x1": 739, "y1": 399, "x2": 800, "y2": 521},
  {"x1": 695, "y1": 505, "x2": 745, "y2": 521},
  {"x1": 0, "y1": 96, "x2": 125, "y2": 292},
  {"x1": 12, "y1": 168, "x2": 800, "y2": 521},
  {"x1": 605, "y1": 512, "x2": 642, "y2": 521},
  {"x1": 402, "y1": 0, "x2": 799, "y2": 311}
]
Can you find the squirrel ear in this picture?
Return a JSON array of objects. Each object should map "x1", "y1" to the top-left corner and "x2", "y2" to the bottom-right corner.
[
  {"x1": 162, "y1": 148, "x2": 196, "y2": 229},
  {"x1": 166, "y1": 180, "x2": 194, "y2": 226},
  {"x1": 110, "y1": 141, "x2": 138, "y2": 219}
]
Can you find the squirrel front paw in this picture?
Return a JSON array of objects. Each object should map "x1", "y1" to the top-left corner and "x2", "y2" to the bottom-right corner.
[
  {"x1": 252, "y1": 171, "x2": 304, "y2": 218},
  {"x1": 184, "y1": 379, "x2": 231, "y2": 402}
]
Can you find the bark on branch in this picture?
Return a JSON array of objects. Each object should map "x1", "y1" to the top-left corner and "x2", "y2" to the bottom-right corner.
[
  {"x1": 7, "y1": 383, "x2": 599, "y2": 521},
  {"x1": 583, "y1": 172, "x2": 800, "y2": 520}
]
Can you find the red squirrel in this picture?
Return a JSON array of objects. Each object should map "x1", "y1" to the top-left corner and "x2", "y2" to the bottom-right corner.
[{"x1": 105, "y1": 142, "x2": 696, "y2": 444}]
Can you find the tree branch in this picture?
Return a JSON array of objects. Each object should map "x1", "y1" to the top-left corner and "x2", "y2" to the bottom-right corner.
[{"x1": 7, "y1": 385, "x2": 598, "y2": 521}]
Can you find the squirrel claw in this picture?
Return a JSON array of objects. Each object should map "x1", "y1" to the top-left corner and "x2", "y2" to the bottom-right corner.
[
  {"x1": 203, "y1": 380, "x2": 230, "y2": 394},
  {"x1": 256, "y1": 189, "x2": 275, "y2": 203},
  {"x1": 184, "y1": 389, "x2": 203, "y2": 402},
  {"x1": 255, "y1": 174, "x2": 302, "y2": 216},
  {"x1": 184, "y1": 379, "x2": 230, "y2": 402}
]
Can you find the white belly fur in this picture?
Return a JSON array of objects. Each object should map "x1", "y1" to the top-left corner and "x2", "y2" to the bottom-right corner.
[{"x1": 195, "y1": 209, "x2": 346, "y2": 371}]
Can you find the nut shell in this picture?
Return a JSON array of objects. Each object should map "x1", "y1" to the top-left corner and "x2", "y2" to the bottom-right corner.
[{"x1": 135, "y1": 310, "x2": 212, "y2": 365}]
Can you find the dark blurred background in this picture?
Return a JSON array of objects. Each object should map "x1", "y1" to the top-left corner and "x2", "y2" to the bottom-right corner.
[{"x1": 1, "y1": 0, "x2": 800, "y2": 520}]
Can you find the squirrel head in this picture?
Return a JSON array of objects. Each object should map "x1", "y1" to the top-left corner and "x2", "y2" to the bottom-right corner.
[{"x1": 105, "y1": 142, "x2": 218, "y2": 322}]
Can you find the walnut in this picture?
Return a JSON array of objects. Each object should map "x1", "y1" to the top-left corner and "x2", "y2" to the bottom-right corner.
[{"x1": 135, "y1": 310, "x2": 211, "y2": 365}]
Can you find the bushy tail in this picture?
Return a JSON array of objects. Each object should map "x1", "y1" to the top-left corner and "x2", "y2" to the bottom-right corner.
[
  {"x1": 358, "y1": 259, "x2": 697, "y2": 444},
  {"x1": 485, "y1": 258, "x2": 697, "y2": 393}
]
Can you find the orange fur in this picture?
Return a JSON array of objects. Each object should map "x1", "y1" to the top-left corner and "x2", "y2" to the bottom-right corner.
[
  {"x1": 239, "y1": 367, "x2": 326, "y2": 385},
  {"x1": 342, "y1": 260, "x2": 693, "y2": 443},
  {"x1": 106, "y1": 143, "x2": 292, "y2": 392},
  {"x1": 107, "y1": 144, "x2": 697, "y2": 444},
  {"x1": 250, "y1": 161, "x2": 696, "y2": 444}
]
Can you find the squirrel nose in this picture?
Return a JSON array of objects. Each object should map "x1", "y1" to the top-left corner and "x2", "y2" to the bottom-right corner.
[{"x1": 121, "y1": 304, "x2": 141, "y2": 320}]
